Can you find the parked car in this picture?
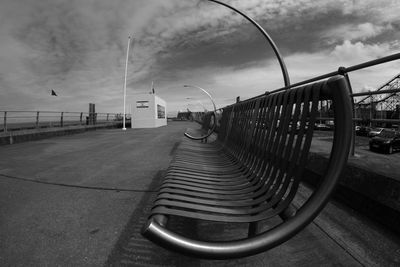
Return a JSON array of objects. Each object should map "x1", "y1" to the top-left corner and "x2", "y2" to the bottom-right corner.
[
  {"x1": 314, "y1": 123, "x2": 330, "y2": 131},
  {"x1": 368, "y1": 127, "x2": 383, "y2": 137},
  {"x1": 355, "y1": 126, "x2": 371, "y2": 136},
  {"x1": 369, "y1": 129, "x2": 400, "y2": 154}
]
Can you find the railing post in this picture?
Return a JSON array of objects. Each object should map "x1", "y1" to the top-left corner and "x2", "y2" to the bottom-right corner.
[
  {"x1": 319, "y1": 101, "x2": 322, "y2": 123},
  {"x1": 36, "y1": 111, "x2": 40, "y2": 129},
  {"x1": 61, "y1": 112, "x2": 64, "y2": 127},
  {"x1": 80, "y1": 112, "x2": 83, "y2": 125},
  {"x1": 3, "y1": 111, "x2": 7, "y2": 133},
  {"x1": 369, "y1": 92, "x2": 373, "y2": 127},
  {"x1": 343, "y1": 72, "x2": 356, "y2": 156},
  {"x1": 337, "y1": 67, "x2": 356, "y2": 156}
]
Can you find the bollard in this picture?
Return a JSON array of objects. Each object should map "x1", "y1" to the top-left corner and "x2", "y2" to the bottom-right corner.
[
  {"x1": 3, "y1": 111, "x2": 7, "y2": 133},
  {"x1": 36, "y1": 111, "x2": 40, "y2": 129}
]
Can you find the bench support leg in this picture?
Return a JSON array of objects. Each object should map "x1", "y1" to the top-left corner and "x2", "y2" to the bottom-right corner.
[
  {"x1": 248, "y1": 222, "x2": 262, "y2": 237},
  {"x1": 153, "y1": 214, "x2": 168, "y2": 227},
  {"x1": 248, "y1": 205, "x2": 297, "y2": 237},
  {"x1": 279, "y1": 205, "x2": 297, "y2": 221}
]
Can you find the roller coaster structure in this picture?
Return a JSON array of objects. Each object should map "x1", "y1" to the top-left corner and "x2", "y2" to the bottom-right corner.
[{"x1": 354, "y1": 73, "x2": 400, "y2": 127}]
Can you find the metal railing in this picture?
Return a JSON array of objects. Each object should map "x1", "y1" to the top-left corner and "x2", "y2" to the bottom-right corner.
[
  {"x1": 315, "y1": 87, "x2": 400, "y2": 128},
  {"x1": 0, "y1": 110, "x2": 125, "y2": 134}
]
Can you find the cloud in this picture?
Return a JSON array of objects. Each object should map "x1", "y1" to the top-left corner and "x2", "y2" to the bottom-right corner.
[
  {"x1": 0, "y1": 0, "x2": 155, "y2": 110},
  {"x1": 135, "y1": 0, "x2": 400, "y2": 77},
  {"x1": 324, "y1": 23, "x2": 393, "y2": 43},
  {"x1": 1, "y1": 0, "x2": 400, "y2": 114},
  {"x1": 184, "y1": 39, "x2": 400, "y2": 108},
  {"x1": 339, "y1": 0, "x2": 400, "y2": 22},
  {"x1": 330, "y1": 40, "x2": 393, "y2": 64}
]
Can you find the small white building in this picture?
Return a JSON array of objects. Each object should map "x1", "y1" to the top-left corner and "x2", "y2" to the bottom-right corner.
[{"x1": 131, "y1": 93, "x2": 167, "y2": 128}]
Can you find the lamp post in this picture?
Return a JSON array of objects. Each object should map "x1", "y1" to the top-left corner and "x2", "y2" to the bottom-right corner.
[{"x1": 122, "y1": 36, "x2": 132, "y2": 131}]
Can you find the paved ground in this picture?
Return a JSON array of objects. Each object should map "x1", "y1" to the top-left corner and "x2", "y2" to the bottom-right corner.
[
  {"x1": 0, "y1": 122, "x2": 187, "y2": 266},
  {"x1": 0, "y1": 122, "x2": 399, "y2": 266}
]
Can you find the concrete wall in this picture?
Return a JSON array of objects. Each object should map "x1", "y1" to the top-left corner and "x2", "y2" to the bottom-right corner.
[
  {"x1": 131, "y1": 94, "x2": 167, "y2": 128},
  {"x1": 0, "y1": 123, "x2": 121, "y2": 146},
  {"x1": 304, "y1": 152, "x2": 400, "y2": 235}
]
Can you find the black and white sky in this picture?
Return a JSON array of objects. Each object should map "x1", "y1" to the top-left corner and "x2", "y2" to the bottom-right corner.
[{"x1": 1, "y1": 0, "x2": 400, "y2": 115}]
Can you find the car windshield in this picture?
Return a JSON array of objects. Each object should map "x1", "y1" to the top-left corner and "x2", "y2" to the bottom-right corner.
[{"x1": 377, "y1": 129, "x2": 396, "y2": 138}]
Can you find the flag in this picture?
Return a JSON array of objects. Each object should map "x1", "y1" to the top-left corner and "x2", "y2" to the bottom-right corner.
[{"x1": 51, "y1": 90, "x2": 57, "y2": 96}]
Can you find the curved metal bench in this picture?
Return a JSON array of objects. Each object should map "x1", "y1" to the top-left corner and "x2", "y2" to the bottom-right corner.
[{"x1": 142, "y1": 75, "x2": 353, "y2": 259}]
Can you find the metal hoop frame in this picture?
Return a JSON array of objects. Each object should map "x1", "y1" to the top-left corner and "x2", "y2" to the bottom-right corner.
[
  {"x1": 207, "y1": 0, "x2": 290, "y2": 87},
  {"x1": 183, "y1": 85, "x2": 217, "y2": 140},
  {"x1": 183, "y1": 0, "x2": 290, "y2": 140}
]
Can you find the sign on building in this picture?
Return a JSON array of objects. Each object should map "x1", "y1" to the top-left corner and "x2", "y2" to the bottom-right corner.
[{"x1": 136, "y1": 101, "x2": 149, "y2": 108}]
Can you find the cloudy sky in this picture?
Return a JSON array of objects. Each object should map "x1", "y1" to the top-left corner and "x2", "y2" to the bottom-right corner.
[{"x1": 1, "y1": 0, "x2": 400, "y2": 115}]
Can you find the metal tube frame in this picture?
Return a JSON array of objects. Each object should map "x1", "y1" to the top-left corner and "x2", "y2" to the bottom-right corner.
[
  {"x1": 207, "y1": 0, "x2": 290, "y2": 87},
  {"x1": 183, "y1": 85, "x2": 217, "y2": 141},
  {"x1": 181, "y1": 0, "x2": 291, "y2": 140}
]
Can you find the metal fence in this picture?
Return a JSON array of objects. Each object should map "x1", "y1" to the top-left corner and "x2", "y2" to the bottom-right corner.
[{"x1": 0, "y1": 110, "x2": 126, "y2": 133}]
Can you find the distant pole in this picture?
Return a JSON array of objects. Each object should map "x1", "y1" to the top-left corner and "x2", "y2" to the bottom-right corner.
[
  {"x1": 369, "y1": 91, "x2": 372, "y2": 127},
  {"x1": 123, "y1": 36, "x2": 131, "y2": 131}
]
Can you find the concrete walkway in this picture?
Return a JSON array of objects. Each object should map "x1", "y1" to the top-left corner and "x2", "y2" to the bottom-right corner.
[
  {"x1": 0, "y1": 122, "x2": 399, "y2": 266},
  {"x1": 0, "y1": 122, "x2": 187, "y2": 266}
]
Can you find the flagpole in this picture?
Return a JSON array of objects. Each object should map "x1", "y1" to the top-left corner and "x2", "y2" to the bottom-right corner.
[{"x1": 123, "y1": 36, "x2": 131, "y2": 131}]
